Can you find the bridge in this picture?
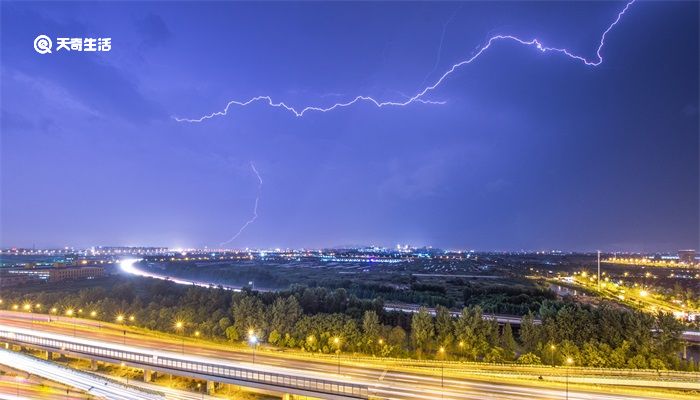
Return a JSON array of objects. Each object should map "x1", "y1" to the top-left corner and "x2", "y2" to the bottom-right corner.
[{"x1": 0, "y1": 325, "x2": 368, "y2": 400}]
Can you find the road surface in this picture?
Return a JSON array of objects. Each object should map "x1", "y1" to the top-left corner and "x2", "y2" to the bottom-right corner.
[{"x1": 1, "y1": 312, "x2": 692, "y2": 400}]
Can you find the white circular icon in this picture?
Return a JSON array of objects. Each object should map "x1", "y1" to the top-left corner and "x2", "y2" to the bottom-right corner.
[{"x1": 34, "y1": 35, "x2": 52, "y2": 54}]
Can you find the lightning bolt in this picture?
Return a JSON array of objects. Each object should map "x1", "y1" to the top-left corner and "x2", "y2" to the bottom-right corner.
[
  {"x1": 173, "y1": 0, "x2": 635, "y2": 123},
  {"x1": 220, "y1": 162, "x2": 263, "y2": 247}
]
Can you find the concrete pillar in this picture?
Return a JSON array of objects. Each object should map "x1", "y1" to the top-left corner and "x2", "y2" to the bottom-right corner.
[
  {"x1": 143, "y1": 369, "x2": 154, "y2": 382},
  {"x1": 45, "y1": 350, "x2": 53, "y2": 360},
  {"x1": 90, "y1": 359, "x2": 98, "y2": 371},
  {"x1": 683, "y1": 344, "x2": 688, "y2": 360},
  {"x1": 206, "y1": 380, "x2": 215, "y2": 395},
  {"x1": 282, "y1": 394, "x2": 293, "y2": 400}
]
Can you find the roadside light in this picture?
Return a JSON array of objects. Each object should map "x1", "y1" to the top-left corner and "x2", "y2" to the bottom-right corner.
[
  {"x1": 458, "y1": 341, "x2": 464, "y2": 348},
  {"x1": 90, "y1": 311, "x2": 97, "y2": 317},
  {"x1": 566, "y1": 357, "x2": 573, "y2": 365},
  {"x1": 12, "y1": 304, "x2": 18, "y2": 310},
  {"x1": 248, "y1": 328, "x2": 255, "y2": 337},
  {"x1": 439, "y1": 346, "x2": 445, "y2": 354},
  {"x1": 129, "y1": 315, "x2": 135, "y2": 322},
  {"x1": 23, "y1": 304, "x2": 31, "y2": 311},
  {"x1": 51, "y1": 307, "x2": 58, "y2": 314},
  {"x1": 116, "y1": 314, "x2": 124, "y2": 323},
  {"x1": 65, "y1": 309, "x2": 74, "y2": 317},
  {"x1": 550, "y1": 344, "x2": 556, "y2": 350},
  {"x1": 248, "y1": 335, "x2": 258, "y2": 345},
  {"x1": 175, "y1": 321, "x2": 183, "y2": 330},
  {"x1": 35, "y1": 304, "x2": 41, "y2": 309},
  {"x1": 378, "y1": 338, "x2": 384, "y2": 345},
  {"x1": 640, "y1": 290, "x2": 648, "y2": 297},
  {"x1": 333, "y1": 337, "x2": 340, "y2": 345},
  {"x1": 194, "y1": 331, "x2": 200, "y2": 337}
]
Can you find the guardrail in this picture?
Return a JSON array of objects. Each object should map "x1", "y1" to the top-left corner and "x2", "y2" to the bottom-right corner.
[{"x1": 0, "y1": 328, "x2": 368, "y2": 399}]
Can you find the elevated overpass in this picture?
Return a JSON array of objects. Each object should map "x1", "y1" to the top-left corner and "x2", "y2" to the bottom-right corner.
[{"x1": 0, "y1": 325, "x2": 367, "y2": 400}]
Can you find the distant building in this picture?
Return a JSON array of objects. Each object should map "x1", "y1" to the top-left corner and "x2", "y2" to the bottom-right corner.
[
  {"x1": 678, "y1": 250, "x2": 696, "y2": 265},
  {"x1": 0, "y1": 265, "x2": 105, "y2": 286}
]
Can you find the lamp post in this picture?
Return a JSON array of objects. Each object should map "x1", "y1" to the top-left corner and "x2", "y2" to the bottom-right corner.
[
  {"x1": 175, "y1": 321, "x2": 185, "y2": 354},
  {"x1": 121, "y1": 362, "x2": 129, "y2": 385},
  {"x1": 565, "y1": 357, "x2": 573, "y2": 400},
  {"x1": 439, "y1": 346, "x2": 446, "y2": 399},
  {"x1": 248, "y1": 329, "x2": 258, "y2": 364},
  {"x1": 116, "y1": 314, "x2": 127, "y2": 345},
  {"x1": 65, "y1": 309, "x2": 76, "y2": 336},
  {"x1": 550, "y1": 344, "x2": 556, "y2": 367},
  {"x1": 333, "y1": 337, "x2": 341, "y2": 374}
]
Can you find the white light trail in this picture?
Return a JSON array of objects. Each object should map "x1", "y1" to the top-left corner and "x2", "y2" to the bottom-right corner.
[
  {"x1": 220, "y1": 162, "x2": 262, "y2": 247},
  {"x1": 173, "y1": 0, "x2": 636, "y2": 123}
]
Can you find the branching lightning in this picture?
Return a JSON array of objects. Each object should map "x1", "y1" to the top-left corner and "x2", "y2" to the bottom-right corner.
[
  {"x1": 173, "y1": 0, "x2": 636, "y2": 123},
  {"x1": 220, "y1": 162, "x2": 263, "y2": 247}
]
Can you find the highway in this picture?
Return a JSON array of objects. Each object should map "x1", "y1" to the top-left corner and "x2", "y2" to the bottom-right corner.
[
  {"x1": 1, "y1": 312, "x2": 694, "y2": 400},
  {"x1": 0, "y1": 348, "x2": 161, "y2": 400}
]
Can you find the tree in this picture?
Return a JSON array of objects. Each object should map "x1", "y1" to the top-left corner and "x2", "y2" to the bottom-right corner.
[
  {"x1": 500, "y1": 323, "x2": 516, "y2": 360},
  {"x1": 454, "y1": 306, "x2": 489, "y2": 361},
  {"x1": 435, "y1": 305, "x2": 454, "y2": 348},
  {"x1": 519, "y1": 312, "x2": 539, "y2": 353},
  {"x1": 362, "y1": 310, "x2": 381, "y2": 353},
  {"x1": 231, "y1": 293, "x2": 266, "y2": 340},
  {"x1": 517, "y1": 352, "x2": 542, "y2": 365},
  {"x1": 411, "y1": 307, "x2": 434, "y2": 357},
  {"x1": 225, "y1": 326, "x2": 239, "y2": 342}
]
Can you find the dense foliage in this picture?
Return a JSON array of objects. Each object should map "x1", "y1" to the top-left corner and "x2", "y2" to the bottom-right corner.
[{"x1": 3, "y1": 276, "x2": 695, "y2": 371}]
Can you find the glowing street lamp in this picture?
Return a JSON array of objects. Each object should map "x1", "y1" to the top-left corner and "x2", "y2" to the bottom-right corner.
[
  {"x1": 438, "y1": 346, "x2": 446, "y2": 397},
  {"x1": 248, "y1": 330, "x2": 258, "y2": 364},
  {"x1": 117, "y1": 314, "x2": 128, "y2": 344},
  {"x1": 66, "y1": 309, "x2": 77, "y2": 336},
  {"x1": 565, "y1": 357, "x2": 574, "y2": 400},
  {"x1": 333, "y1": 337, "x2": 341, "y2": 374},
  {"x1": 550, "y1": 344, "x2": 556, "y2": 367},
  {"x1": 175, "y1": 321, "x2": 185, "y2": 354}
]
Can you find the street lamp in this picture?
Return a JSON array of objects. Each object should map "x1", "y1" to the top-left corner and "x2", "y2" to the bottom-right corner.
[
  {"x1": 550, "y1": 344, "x2": 556, "y2": 367},
  {"x1": 23, "y1": 303, "x2": 33, "y2": 326},
  {"x1": 438, "y1": 346, "x2": 446, "y2": 399},
  {"x1": 175, "y1": 321, "x2": 185, "y2": 354},
  {"x1": 117, "y1": 314, "x2": 127, "y2": 344},
  {"x1": 565, "y1": 357, "x2": 573, "y2": 400},
  {"x1": 66, "y1": 309, "x2": 76, "y2": 336},
  {"x1": 248, "y1": 330, "x2": 258, "y2": 364},
  {"x1": 333, "y1": 337, "x2": 341, "y2": 374}
]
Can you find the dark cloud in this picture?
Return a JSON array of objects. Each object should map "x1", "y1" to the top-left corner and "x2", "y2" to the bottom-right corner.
[{"x1": 136, "y1": 13, "x2": 172, "y2": 48}]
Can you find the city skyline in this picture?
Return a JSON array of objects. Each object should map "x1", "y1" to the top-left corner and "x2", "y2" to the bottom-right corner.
[{"x1": 2, "y1": 1, "x2": 698, "y2": 251}]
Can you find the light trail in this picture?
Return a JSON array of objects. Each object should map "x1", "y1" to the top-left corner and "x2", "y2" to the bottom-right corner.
[
  {"x1": 220, "y1": 161, "x2": 262, "y2": 247},
  {"x1": 0, "y1": 349, "x2": 161, "y2": 400},
  {"x1": 173, "y1": 0, "x2": 636, "y2": 123},
  {"x1": 119, "y1": 259, "x2": 243, "y2": 292}
]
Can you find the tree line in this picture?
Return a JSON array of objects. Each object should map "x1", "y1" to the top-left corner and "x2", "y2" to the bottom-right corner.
[{"x1": 3, "y1": 276, "x2": 696, "y2": 371}]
